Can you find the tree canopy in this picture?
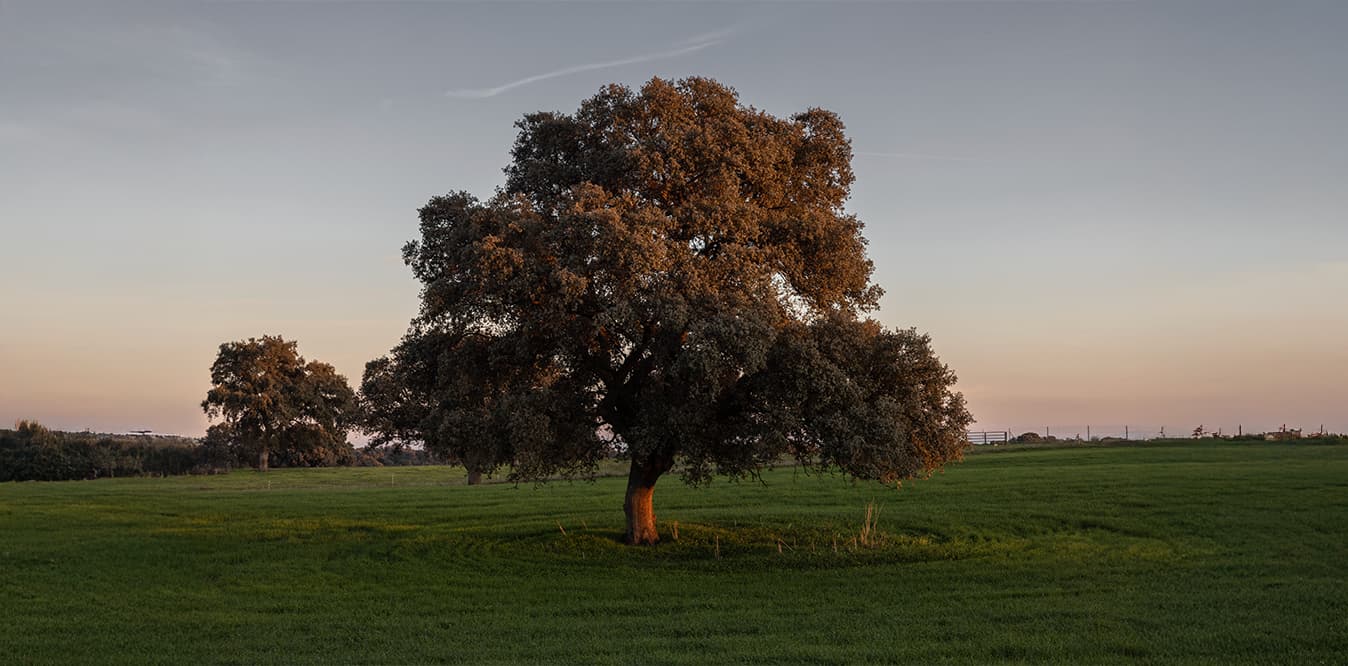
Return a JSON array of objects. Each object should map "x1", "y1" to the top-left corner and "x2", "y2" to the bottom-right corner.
[
  {"x1": 203, "y1": 335, "x2": 357, "y2": 471},
  {"x1": 363, "y1": 77, "x2": 971, "y2": 543}
]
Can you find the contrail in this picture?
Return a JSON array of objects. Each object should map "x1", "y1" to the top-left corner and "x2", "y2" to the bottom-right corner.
[
  {"x1": 445, "y1": 35, "x2": 727, "y2": 99},
  {"x1": 854, "y1": 150, "x2": 992, "y2": 163}
]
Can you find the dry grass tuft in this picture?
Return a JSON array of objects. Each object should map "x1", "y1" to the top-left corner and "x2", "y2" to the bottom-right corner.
[{"x1": 858, "y1": 500, "x2": 881, "y2": 548}]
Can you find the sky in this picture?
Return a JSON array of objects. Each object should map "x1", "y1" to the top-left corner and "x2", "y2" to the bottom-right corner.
[{"x1": 2, "y1": 0, "x2": 1345, "y2": 438}]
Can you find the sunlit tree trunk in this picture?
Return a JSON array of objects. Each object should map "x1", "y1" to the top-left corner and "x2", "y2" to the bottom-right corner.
[
  {"x1": 258, "y1": 447, "x2": 270, "y2": 472},
  {"x1": 624, "y1": 455, "x2": 671, "y2": 545}
]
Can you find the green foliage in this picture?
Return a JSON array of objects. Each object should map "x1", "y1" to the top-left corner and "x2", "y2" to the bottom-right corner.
[
  {"x1": 203, "y1": 335, "x2": 358, "y2": 470},
  {"x1": 1, "y1": 441, "x2": 1345, "y2": 662}
]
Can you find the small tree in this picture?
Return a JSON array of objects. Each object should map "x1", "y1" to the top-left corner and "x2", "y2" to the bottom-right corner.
[
  {"x1": 367, "y1": 78, "x2": 972, "y2": 543},
  {"x1": 202, "y1": 335, "x2": 357, "y2": 471}
]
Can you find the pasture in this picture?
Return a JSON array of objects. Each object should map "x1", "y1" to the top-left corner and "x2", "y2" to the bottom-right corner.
[{"x1": 2, "y1": 441, "x2": 1345, "y2": 664}]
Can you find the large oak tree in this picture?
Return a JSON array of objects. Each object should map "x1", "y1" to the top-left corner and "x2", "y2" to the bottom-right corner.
[
  {"x1": 203, "y1": 336, "x2": 357, "y2": 471},
  {"x1": 364, "y1": 77, "x2": 971, "y2": 544}
]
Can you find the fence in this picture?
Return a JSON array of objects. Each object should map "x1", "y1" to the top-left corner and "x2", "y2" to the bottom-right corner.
[
  {"x1": 968, "y1": 424, "x2": 1338, "y2": 444},
  {"x1": 966, "y1": 431, "x2": 1011, "y2": 445}
]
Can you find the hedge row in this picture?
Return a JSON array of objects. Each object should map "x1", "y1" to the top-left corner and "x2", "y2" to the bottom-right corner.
[{"x1": 0, "y1": 426, "x2": 219, "y2": 482}]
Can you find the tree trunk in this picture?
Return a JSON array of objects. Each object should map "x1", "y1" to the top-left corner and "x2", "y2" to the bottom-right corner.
[
  {"x1": 466, "y1": 469, "x2": 482, "y2": 485},
  {"x1": 258, "y1": 447, "x2": 270, "y2": 472},
  {"x1": 624, "y1": 455, "x2": 672, "y2": 545}
]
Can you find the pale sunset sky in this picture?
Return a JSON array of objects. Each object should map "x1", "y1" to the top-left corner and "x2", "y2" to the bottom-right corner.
[{"x1": 2, "y1": 0, "x2": 1345, "y2": 438}]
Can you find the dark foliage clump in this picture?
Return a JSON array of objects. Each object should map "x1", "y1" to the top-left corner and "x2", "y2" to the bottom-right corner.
[{"x1": 0, "y1": 421, "x2": 208, "y2": 482}]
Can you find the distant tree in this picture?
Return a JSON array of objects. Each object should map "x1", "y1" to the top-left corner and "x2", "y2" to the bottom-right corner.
[
  {"x1": 365, "y1": 77, "x2": 972, "y2": 544},
  {"x1": 13, "y1": 419, "x2": 55, "y2": 443},
  {"x1": 202, "y1": 336, "x2": 357, "y2": 471}
]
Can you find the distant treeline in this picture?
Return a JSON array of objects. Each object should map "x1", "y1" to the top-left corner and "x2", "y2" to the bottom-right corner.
[
  {"x1": 1004, "y1": 431, "x2": 1347, "y2": 446},
  {"x1": 0, "y1": 421, "x2": 210, "y2": 482},
  {"x1": 0, "y1": 421, "x2": 447, "y2": 483}
]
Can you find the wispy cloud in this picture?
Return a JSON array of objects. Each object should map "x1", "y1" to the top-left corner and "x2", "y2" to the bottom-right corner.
[
  {"x1": 675, "y1": 28, "x2": 736, "y2": 48},
  {"x1": 445, "y1": 31, "x2": 730, "y2": 99}
]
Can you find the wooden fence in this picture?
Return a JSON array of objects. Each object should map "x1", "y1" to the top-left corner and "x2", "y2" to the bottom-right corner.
[{"x1": 966, "y1": 431, "x2": 1011, "y2": 446}]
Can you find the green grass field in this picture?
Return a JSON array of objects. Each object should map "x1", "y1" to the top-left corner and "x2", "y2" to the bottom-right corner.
[{"x1": 2, "y1": 441, "x2": 1346, "y2": 664}]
